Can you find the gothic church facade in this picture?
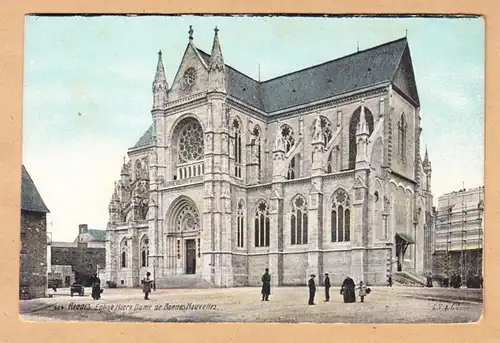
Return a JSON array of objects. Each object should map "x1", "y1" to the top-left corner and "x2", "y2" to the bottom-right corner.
[{"x1": 104, "y1": 27, "x2": 434, "y2": 287}]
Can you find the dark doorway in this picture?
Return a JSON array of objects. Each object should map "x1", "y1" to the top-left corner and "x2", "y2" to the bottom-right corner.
[
  {"x1": 395, "y1": 233, "x2": 415, "y2": 272},
  {"x1": 185, "y1": 239, "x2": 196, "y2": 274},
  {"x1": 65, "y1": 276, "x2": 71, "y2": 287}
]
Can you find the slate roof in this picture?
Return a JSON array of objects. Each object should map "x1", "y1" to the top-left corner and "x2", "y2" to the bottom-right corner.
[
  {"x1": 131, "y1": 37, "x2": 417, "y2": 149},
  {"x1": 88, "y1": 229, "x2": 106, "y2": 242},
  {"x1": 21, "y1": 165, "x2": 50, "y2": 213},
  {"x1": 198, "y1": 37, "x2": 415, "y2": 113},
  {"x1": 132, "y1": 124, "x2": 154, "y2": 148}
]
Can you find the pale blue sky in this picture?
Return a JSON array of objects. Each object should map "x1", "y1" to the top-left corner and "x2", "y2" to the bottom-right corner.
[{"x1": 22, "y1": 15, "x2": 484, "y2": 241}]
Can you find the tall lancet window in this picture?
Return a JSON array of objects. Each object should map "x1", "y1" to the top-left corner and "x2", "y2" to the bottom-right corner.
[
  {"x1": 287, "y1": 155, "x2": 300, "y2": 180},
  {"x1": 237, "y1": 201, "x2": 245, "y2": 248},
  {"x1": 254, "y1": 201, "x2": 270, "y2": 247},
  {"x1": 290, "y1": 195, "x2": 308, "y2": 245},
  {"x1": 331, "y1": 189, "x2": 351, "y2": 242},
  {"x1": 281, "y1": 124, "x2": 295, "y2": 153},
  {"x1": 398, "y1": 113, "x2": 407, "y2": 161},
  {"x1": 253, "y1": 126, "x2": 262, "y2": 178},
  {"x1": 233, "y1": 119, "x2": 242, "y2": 178},
  {"x1": 140, "y1": 235, "x2": 149, "y2": 267},
  {"x1": 120, "y1": 238, "x2": 128, "y2": 268}
]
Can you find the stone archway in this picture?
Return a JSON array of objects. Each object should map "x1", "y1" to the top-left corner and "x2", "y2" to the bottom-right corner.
[{"x1": 166, "y1": 196, "x2": 202, "y2": 275}]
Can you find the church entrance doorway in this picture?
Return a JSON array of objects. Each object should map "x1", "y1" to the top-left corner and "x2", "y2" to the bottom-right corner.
[
  {"x1": 185, "y1": 239, "x2": 196, "y2": 274},
  {"x1": 395, "y1": 232, "x2": 415, "y2": 271}
]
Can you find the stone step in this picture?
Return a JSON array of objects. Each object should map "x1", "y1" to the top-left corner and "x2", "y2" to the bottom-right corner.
[
  {"x1": 154, "y1": 275, "x2": 216, "y2": 289},
  {"x1": 393, "y1": 271, "x2": 426, "y2": 287}
]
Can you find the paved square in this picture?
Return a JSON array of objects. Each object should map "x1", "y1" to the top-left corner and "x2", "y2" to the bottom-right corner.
[{"x1": 20, "y1": 286, "x2": 482, "y2": 323}]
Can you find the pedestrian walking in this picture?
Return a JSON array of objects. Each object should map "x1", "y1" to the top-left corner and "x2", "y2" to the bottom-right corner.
[
  {"x1": 143, "y1": 272, "x2": 153, "y2": 300},
  {"x1": 341, "y1": 275, "x2": 356, "y2": 303},
  {"x1": 357, "y1": 281, "x2": 367, "y2": 303},
  {"x1": 388, "y1": 275, "x2": 393, "y2": 287},
  {"x1": 324, "y1": 273, "x2": 331, "y2": 302},
  {"x1": 308, "y1": 274, "x2": 316, "y2": 305},
  {"x1": 261, "y1": 268, "x2": 271, "y2": 301},
  {"x1": 91, "y1": 273, "x2": 101, "y2": 300}
]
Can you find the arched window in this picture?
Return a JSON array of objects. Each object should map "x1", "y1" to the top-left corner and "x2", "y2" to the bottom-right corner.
[
  {"x1": 398, "y1": 113, "x2": 407, "y2": 160},
  {"x1": 120, "y1": 238, "x2": 128, "y2": 268},
  {"x1": 237, "y1": 201, "x2": 245, "y2": 248},
  {"x1": 175, "y1": 117, "x2": 204, "y2": 180},
  {"x1": 287, "y1": 155, "x2": 300, "y2": 180},
  {"x1": 254, "y1": 201, "x2": 270, "y2": 247},
  {"x1": 349, "y1": 106, "x2": 374, "y2": 169},
  {"x1": 233, "y1": 119, "x2": 242, "y2": 178},
  {"x1": 253, "y1": 126, "x2": 262, "y2": 178},
  {"x1": 281, "y1": 124, "x2": 295, "y2": 153},
  {"x1": 331, "y1": 189, "x2": 351, "y2": 242},
  {"x1": 311, "y1": 116, "x2": 333, "y2": 145},
  {"x1": 140, "y1": 235, "x2": 149, "y2": 268},
  {"x1": 290, "y1": 195, "x2": 308, "y2": 245}
]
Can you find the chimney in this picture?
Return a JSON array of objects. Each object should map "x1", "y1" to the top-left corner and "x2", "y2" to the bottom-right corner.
[{"x1": 79, "y1": 224, "x2": 88, "y2": 234}]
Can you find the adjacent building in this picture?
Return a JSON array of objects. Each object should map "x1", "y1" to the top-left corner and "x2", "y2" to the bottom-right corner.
[
  {"x1": 51, "y1": 224, "x2": 106, "y2": 286},
  {"x1": 20, "y1": 165, "x2": 50, "y2": 299},
  {"x1": 104, "y1": 28, "x2": 434, "y2": 288},
  {"x1": 432, "y1": 186, "x2": 484, "y2": 280}
]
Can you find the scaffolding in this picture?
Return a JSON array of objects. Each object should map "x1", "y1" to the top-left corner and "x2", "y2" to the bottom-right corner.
[{"x1": 435, "y1": 188, "x2": 484, "y2": 282}]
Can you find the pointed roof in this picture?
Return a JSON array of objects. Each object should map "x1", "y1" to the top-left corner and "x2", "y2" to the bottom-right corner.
[
  {"x1": 209, "y1": 27, "x2": 225, "y2": 72},
  {"x1": 152, "y1": 50, "x2": 167, "y2": 90},
  {"x1": 197, "y1": 37, "x2": 418, "y2": 113},
  {"x1": 21, "y1": 165, "x2": 49, "y2": 213},
  {"x1": 132, "y1": 124, "x2": 154, "y2": 149},
  {"x1": 423, "y1": 146, "x2": 431, "y2": 169}
]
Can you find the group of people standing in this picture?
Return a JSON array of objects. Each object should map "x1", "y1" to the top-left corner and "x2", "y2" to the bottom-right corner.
[{"x1": 260, "y1": 269, "x2": 370, "y2": 305}]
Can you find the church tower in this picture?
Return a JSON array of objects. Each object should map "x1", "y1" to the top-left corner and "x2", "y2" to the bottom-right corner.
[{"x1": 202, "y1": 27, "x2": 233, "y2": 286}]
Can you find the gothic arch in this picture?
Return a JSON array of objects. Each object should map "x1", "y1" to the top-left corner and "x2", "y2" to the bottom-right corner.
[
  {"x1": 349, "y1": 105, "x2": 374, "y2": 169},
  {"x1": 120, "y1": 237, "x2": 128, "y2": 269},
  {"x1": 310, "y1": 115, "x2": 333, "y2": 145},
  {"x1": 279, "y1": 124, "x2": 295, "y2": 153},
  {"x1": 139, "y1": 234, "x2": 150, "y2": 268},
  {"x1": 236, "y1": 199, "x2": 245, "y2": 248},
  {"x1": 290, "y1": 194, "x2": 308, "y2": 245},
  {"x1": 254, "y1": 199, "x2": 270, "y2": 247},
  {"x1": 169, "y1": 115, "x2": 205, "y2": 180},
  {"x1": 166, "y1": 196, "x2": 201, "y2": 234},
  {"x1": 330, "y1": 188, "x2": 352, "y2": 242},
  {"x1": 232, "y1": 117, "x2": 243, "y2": 178}
]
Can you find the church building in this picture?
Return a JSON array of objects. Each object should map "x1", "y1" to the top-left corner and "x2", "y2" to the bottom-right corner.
[{"x1": 104, "y1": 26, "x2": 434, "y2": 287}]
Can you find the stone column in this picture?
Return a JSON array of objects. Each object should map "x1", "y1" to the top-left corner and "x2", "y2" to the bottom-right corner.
[
  {"x1": 269, "y1": 184, "x2": 284, "y2": 286},
  {"x1": 351, "y1": 169, "x2": 369, "y2": 283},
  {"x1": 307, "y1": 178, "x2": 323, "y2": 281}
]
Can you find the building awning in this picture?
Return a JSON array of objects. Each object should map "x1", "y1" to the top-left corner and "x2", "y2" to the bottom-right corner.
[{"x1": 396, "y1": 232, "x2": 416, "y2": 244}]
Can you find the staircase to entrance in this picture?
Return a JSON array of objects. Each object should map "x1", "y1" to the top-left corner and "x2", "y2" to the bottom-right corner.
[
  {"x1": 155, "y1": 274, "x2": 216, "y2": 289},
  {"x1": 393, "y1": 270, "x2": 426, "y2": 287}
]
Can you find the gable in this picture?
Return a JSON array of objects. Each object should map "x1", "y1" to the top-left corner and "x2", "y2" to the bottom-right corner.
[
  {"x1": 391, "y1": 45, "x2": 420, "y2": 107},
  {"x1": 168, "y1": 43, "x2": 209, "y2": 102},
  {"x1": 21, "y1": 165, "x2": 50, "y2": 213}
]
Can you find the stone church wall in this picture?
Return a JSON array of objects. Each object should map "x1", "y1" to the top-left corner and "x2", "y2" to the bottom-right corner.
[{"x1": 282, "y1": 252, "x2": 309, "y2": 285}]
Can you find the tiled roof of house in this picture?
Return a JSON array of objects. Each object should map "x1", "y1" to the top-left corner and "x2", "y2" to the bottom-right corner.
[
  {"x1": 88, "y1": 229, "x2": 106, "y2": 242},
  {"x1": 21, "y1": 165, "x2": 50, "y2": 213}
]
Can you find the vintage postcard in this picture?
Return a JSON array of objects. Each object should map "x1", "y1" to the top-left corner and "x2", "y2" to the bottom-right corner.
[{"x1": 19, "y1": 14, "x2": 484, "y2": 323}]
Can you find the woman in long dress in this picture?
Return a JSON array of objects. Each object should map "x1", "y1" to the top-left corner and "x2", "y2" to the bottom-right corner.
[{"x1": 340, "y1": 276, "x2": 356, "y2": 303}]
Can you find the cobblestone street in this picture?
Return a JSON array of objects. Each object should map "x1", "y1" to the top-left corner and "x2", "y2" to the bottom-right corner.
[{"x1": 20, "y1": 286, "x2": 482, "y2": 323}]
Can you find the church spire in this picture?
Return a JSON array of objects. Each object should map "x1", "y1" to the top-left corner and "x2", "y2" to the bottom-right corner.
[
  {"x1": 152, "y1": 50, "x2": 168, "y2": 109},
  {"x1": 208, "y1": 26, "x2": 226, "y2": 93},
  {"x1": 423, "y1": 146, "x2": 432, "y2": 171},
  {"x1": 355, "y1": 99, "x2": 370, "y2": 167}
]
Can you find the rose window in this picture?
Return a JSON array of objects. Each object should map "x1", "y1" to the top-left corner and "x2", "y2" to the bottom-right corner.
[{"x1": 178, "y1": 121, "x2": 204, "y2": 163}]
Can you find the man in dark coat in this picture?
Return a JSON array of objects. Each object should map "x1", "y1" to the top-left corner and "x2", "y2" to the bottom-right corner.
[
  {"x1": 91, "y1": 274, "x2": 101, "y2": 300},
  {"x1": 308, "y1": 274, "x2": 316, "y2": 305},
  {"x1": 324, "y1": 273, "x2": 331, "y2": 302},
  {"x1": 261, "y1": 268, "x2": 271, "y2": 301},
  {"x1": 341, "y1": 275, "x2": 356, "y2": 303}
]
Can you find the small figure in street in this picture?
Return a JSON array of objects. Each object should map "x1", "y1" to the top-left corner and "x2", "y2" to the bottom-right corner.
[
  {"x1": 324, "y1": 273, "x2": 331, "y2": 302},
  {"x1": 357, "y1": 281, "x2": 367, "y2": 303},
  {"x1": 91, "y1": 274, "x2": 101, "y2": 300},
  {"x1": 308, "y1": 274, "x2": 316, "y2": 305},
  {"x1": 261, "y1": 268, "x2": 271, "y2": 301},
  {"x1": 388, "y1": 275, "x2": 393, "y2": 287},
  {"x1": 341, "y1": 275, "x2": 356, "y2": 303},
  {"x1": 143, "y1": 272, "x2": 153, "y2": 300}
]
